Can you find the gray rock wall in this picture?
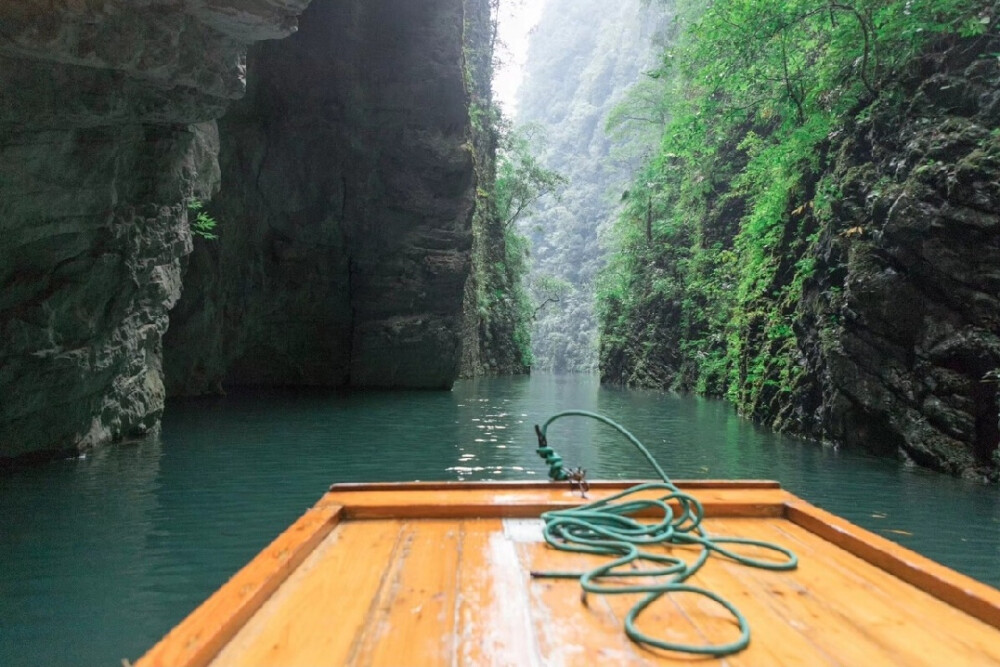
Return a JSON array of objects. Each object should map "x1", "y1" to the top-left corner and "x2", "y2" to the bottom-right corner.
[
  {"x1": 0, "y1": 1, "x2": 311, "y2": 460},
  {"x1": 165, "y1": 0, "x2": 475, "y2": 393},
  {"x1": 801, "y1": 38, "x2": 1000, "y2": 477}
]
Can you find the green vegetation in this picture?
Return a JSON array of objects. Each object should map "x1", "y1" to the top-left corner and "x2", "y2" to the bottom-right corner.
[
  {"x1": 529, "y1": 273, "x2": 572, "y2": 318},
  {"x1": 516, "y1": 0, "x2": 669, "y2": 373},
  {"x1": 461, "y1": 0, "x2": 558, "y2": 374},
  {"x1": 187, "y1": 199, "x2": 218, "y2": 240},
  {"x1": 494, "y1": 123, "x2": 565, "y2": 367},
  {"x1": 598, "y1": 0, "x2": 993, "y2": 411},
  {"x1": 495, "y1": 124, "x2": 565, "y2": 231}
]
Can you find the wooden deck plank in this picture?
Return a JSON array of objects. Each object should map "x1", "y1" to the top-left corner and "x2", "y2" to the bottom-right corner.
[
  {"x1": 136, "y1": 503, "x2": 343, "y2": 667},
  {"x1": 209, "y1": 520, "x2": 404, "y2": 667},
  {"x1": 786, "y1": 500, "x2": 1000, "y2": 630},
  {"x1": 761, "y1": 518, "x2": 1000, "y2": 662},
  {"x1": 593, "y1": 572, "x2": 723, "y2": 667},
  {"x1": 455, "y1": 519, "x2": 542, "y2": 667},
  {"x1": 321, "y1": 486, "x2": 792, "y2": 520},
  {"x1": 708, "y1": 549, "x2": 901, "y2": 665},
  {"x1": 551, "y1": 536, "x2": 733, "y2": 666},
  {"x1": 685, "y1": 540, "x2": 839, "y2": 667},
  {"x1": 329, "y1": 480, "x2": 782, "y2": 493},
  {"x1": 710, "y1": 518, "x2": 1000, "y2": 667},
  {"x1": 519, "y1": 517, "x2": 877, "y2": 667},
  {"x1": 566, "y1": 534, "x2": 823, "y2": 667},
  {"x1": 634, "y1": 548, "x2": 800, "y2": 667},
  {"x1": 349, "y1": 521, "x2": 462, "y2": 666},
  {"x1": 517, "y1": 536, "x2": 653, "y2": 665}
]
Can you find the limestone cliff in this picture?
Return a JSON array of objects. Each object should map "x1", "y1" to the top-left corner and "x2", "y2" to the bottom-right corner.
[
  {"x1": 600, "y1": 32, "x2": 1000, "y2": 479},
  {"x1": 788, "y1": 37, "x2": 1000, "y2": 477},
  {"x1": 517, "y1": 0, "x2": 668, "y2": 373},
  {"x1": 0, "y1": 1, "x2": 311, "y2": 460},
  {"x1": 164, "y1": 0, "x2": 475, "y2": 393}
]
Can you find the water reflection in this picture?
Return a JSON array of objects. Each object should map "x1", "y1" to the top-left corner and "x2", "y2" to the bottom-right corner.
[{"x1": 0, "y1": 439, "x2": 164, "y2": 665}]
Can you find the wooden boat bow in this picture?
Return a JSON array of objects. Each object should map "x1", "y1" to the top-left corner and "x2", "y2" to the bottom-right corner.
[{"x1": 135, "y1": 480, "x2": 1000, "y2": 667}]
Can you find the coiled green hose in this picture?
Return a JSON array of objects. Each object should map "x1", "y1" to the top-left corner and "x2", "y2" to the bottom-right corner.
[{"x1": 532, "y1": 410, "x2": 798, "y2": 656}]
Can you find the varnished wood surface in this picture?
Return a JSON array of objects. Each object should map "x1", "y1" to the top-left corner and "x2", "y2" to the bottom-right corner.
[
  {"x1": 786, "y1": 499, "x2": 1000, "y2": 630},
  {"x1": 328, "y1": 479, "x2": 783, "y2": 492},
  {"x1": 322, "y1": 483, "x2": 794, "y2": 519},
  {"x1": 208, "y1": 515, "x2": 1000, "y2": 666},
  {"x1": 135, "y1": 481, "x2": 1000, "y2": 667}
]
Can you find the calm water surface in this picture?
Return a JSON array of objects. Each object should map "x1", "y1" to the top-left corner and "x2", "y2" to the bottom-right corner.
[{"x1": 2, "y1": 373, "x2": 998, "y2": 666}]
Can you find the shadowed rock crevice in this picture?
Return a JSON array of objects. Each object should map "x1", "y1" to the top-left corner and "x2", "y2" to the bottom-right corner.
[{"x1": 164, "y1": 0, "x2": 476, "y2": 393}]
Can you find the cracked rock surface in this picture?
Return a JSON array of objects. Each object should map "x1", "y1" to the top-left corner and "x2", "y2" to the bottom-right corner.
[
  {"x1": 164, "y1": 0, "x2": 475, "y2": 394},
  {"x1": 0, "y1": 0, "x2": 311, "y2": 460},
  {"x1": 795, "y1": 38, "x2": 1000, "y2": 477}
]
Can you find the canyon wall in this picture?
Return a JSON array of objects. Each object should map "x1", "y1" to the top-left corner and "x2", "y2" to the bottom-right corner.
[
  {"x1": 1, "y1": 0, "x2": 481, "y2": 461},
  {"x1": 457, "y1": 0, "x2": 530, "y2": 378},
  {"x1": 164, "y1": 0, "x2": 476, "y2": 394},
  {"x1": 516, "y1": 0, "x2": 668, "y2": 373},
  {"x1": 600, "y1": 33, "x2": 1000, "y2": 479},
  {"x1": 789, "y1": 39, "x2": 1000, "y2": 476},
  {"x1": 0, "y1": 1, "x2": 311, "y2": 460}
]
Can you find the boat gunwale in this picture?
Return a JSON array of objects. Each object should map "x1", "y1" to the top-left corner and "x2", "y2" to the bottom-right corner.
[
  {"x1": 134, "y1": 502, "x2": 344, "y2": 667},
  {"x1": 326, "y1": 479, "x2": 783, "y2": 491},
  {"x1": 134, "y1": 480, "x2": 1000, "y2": 667}
]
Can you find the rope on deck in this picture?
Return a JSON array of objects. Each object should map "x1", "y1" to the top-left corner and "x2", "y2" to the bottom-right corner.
[{"x1": 532, "y1": 410, "x2": 798, "y2": 657}]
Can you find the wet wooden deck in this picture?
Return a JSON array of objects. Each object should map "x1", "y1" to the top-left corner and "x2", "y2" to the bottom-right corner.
[{"x1": 136, "y1": 481, "x2": 1000, "y2": 667}]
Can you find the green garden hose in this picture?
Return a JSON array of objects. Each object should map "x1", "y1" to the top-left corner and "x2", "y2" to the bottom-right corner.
[{"x1": 532, "y1": 410, "x2": 798, "y2": 656}]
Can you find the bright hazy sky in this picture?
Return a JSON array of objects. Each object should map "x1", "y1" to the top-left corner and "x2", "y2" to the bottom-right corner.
[{"x1": 492, "y1": 0, "x2": 547, "y2": 116}]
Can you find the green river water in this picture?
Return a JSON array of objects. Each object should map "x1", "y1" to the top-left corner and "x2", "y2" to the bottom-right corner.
[{"x1": 2, "y1": 373, "x2": 999, "y2": 666}]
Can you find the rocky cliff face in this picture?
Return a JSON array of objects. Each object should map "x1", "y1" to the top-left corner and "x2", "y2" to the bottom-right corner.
[
  {"x1": 0, "y1": 1, "x2": 311, "y2": 461},
  {"x1": 601, "y1": 34, "x2": 1000, "y2": 479},
  {"x1": 457, "y1": 0, "x2": 531, "y2": 379},
  {"x1": 164, "y1": 0, "x2": 475, "y2": 394},
  {"x1": 789, "y1": 37, "x2": 1000, "y2": 477}
]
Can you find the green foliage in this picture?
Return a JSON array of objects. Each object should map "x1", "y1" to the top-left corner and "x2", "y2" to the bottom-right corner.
[
  {"x1": 606, "y1": 75, "x2": 672, "y2": 161},
  {"x1": 515, "y1": 0, "x2": 672, "y2": 373},
  {"x1": 495, "y1": 124, "x2": 566, "y2": 229},
  {"x1": 598, "y1": 0, "x2": 991, "y2": 405},
  {"x1": 491, "y1": 122, "x2": 566, "y2": 368},
  {"x1": 461, "y1": 0, "x2": 541, "y2": 374},
  {"x1": 505, "y1": 226, "x2": 534, "y2": 366},
  {"x1": 465, "y1": 38, "x2": 563, "y2": 370},
  {"x1": 530, "y1": 273, "x2": 572, "y2": 316},
  {"x1": 187, "y1": 199, "x2": 218, "y2": 240}
]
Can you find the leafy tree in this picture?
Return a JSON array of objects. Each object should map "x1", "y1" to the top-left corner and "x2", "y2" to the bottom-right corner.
[
  {"x1": 605, "y1": 66, "x2": 671, "y2": 162},
  {"x1": 495, "y1": 124, "x2": 565, "y2": 229},
  {"x1": 492, "y1": 122, "x2": 565, "y2": 368},
  {"x1": 529, "y1": 273, "x2": 572, "y2": 318}
]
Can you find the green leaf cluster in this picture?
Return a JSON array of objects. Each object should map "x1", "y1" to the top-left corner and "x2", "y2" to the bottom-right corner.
[
  {"x1": 187, "y1": 199, "x2": 218, "y2": 240},
  {"x1": 484, "y1": 122, "x2": 566, "y2": 369}
]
